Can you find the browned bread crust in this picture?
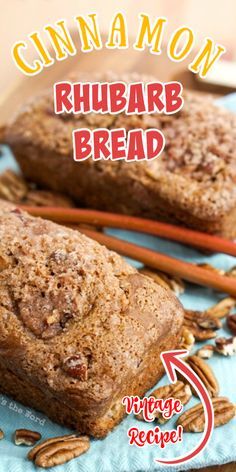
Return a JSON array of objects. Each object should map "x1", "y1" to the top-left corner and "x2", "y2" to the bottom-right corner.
[
  {"x1": 0, "y1": 200, "x2": 183, "y2": 437},
  {"x1": 6, "y1": 74, "x2": 236, "y2": 238}
]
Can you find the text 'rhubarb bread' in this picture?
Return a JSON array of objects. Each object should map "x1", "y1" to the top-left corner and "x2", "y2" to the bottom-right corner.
[
  {"x1": 6, "y1": 73, "x2": 236, "y2": 238},
  {"x1": 0, "y1": 200, "x2": 183, "y2": 438}
]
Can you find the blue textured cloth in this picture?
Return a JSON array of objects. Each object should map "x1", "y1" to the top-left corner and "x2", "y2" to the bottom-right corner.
[{"x1": 1, "y1": 94, "x2": 236, "y2": 472}]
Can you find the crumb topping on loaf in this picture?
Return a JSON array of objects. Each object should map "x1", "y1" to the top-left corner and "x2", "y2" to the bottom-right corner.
[{"x1": 0, "y1": 201, "x2": 183, "y2": 409}]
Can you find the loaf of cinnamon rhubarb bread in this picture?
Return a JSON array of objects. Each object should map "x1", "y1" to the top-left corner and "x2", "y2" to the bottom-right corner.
[
  {"x1": 0, "y1": 200, "x2": 183, "y2": 437},
  {"x1": 7, "y1": 73, "x2": 236, "y2": 237}
]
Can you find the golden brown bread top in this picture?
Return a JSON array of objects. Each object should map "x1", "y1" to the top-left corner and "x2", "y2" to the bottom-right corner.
[
  {"x1": 6, "y1": 73, "x2": 236, "y2": 220},
  {"x1": 0, "y1": 200, "x2": 183, "y2": 412}
]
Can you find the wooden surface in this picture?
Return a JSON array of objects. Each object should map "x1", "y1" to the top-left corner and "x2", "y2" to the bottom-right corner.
[{"x1": 0, "y1": 38, "x2": 235, "y2": 472}]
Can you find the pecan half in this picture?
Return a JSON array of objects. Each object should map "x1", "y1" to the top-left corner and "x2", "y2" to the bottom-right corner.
[
  {"x1": 177, "y1": 397, "x2": 236, "y2": 432},
  {"x1": 28, "y1": 434, "x2": 90, "y2": 468},
  {"x1": 183, "y1": 310, "x2": 221, "y2": 341},
  {"x1": 215, "y1": 336, "x2": 236, "y2": 356},
  {"x1": 185, "y1": 355, "x2": 219, "y2": 398},
  {"x1": 227, "y1": 314, "x2": 236, "y2": 335},
  {"x1": 139, "y1": 266, "x2": 185, "y2": 295},
  {"x1": 14, "y1": 429, "x2": 41, "y2": 446},
  {"x1": 62, "y1": 354, "x2": 88, "y2": 381},
  {"x1": 206, "y1": 297, "x2": 236, "y2": 319},
  {"x1": 136, "y1": 381, "x2": 192, "y2": 423},
  {"x1": 0, "y1": 429, "x2": 4, "y2": 440},
  {"x1": 226, "y1": 266, "x2": 236, "y2": 278},
  {"x1": 179, "y1": 327, "x2": 195, "y2": 352},
  {"x1": 196, "y1": 345, "x2": 214, "y2": 360},
  {"x1": 0, "y1": 170, "x2": 28, "y2": 203}
]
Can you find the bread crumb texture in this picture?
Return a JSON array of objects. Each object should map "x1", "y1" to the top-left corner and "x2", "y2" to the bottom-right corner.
[{"x1": 0, "y1": 201, "x2": 183, "y2": 412}]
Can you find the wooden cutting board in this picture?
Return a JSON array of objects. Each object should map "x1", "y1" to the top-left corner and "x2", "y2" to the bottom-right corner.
[{"x1": 0, "y1": 39, "x2": 235, "y2": 472}]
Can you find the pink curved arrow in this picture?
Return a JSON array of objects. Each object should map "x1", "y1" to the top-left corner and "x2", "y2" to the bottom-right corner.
[{"x1": 156, "y1": 349, "x2": 214, "y2": 466}]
